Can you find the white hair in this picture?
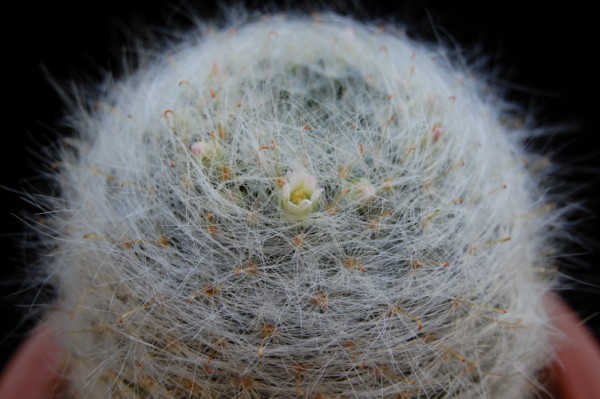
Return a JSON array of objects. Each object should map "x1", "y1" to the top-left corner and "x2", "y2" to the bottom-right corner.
[{"x1": 44, "y1": 12, "x2": 562, "y2": 398}]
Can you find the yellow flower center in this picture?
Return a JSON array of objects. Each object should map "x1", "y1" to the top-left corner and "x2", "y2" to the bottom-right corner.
[{"x1": 290, "y1": 187, "x2": 311, "y2": 205}]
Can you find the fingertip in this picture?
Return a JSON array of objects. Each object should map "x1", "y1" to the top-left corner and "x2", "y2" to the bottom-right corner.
[
  {"x1": 546, "y1": 294, "x2": 600, "y2": 399},
  {"x1": 0, "y1": 324, "x2": 66, "y2": 399}
]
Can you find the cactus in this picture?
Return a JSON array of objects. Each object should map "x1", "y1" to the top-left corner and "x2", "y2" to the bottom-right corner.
[{"x1": 43, "y1": 12, "x2": 562, "y2": 398}]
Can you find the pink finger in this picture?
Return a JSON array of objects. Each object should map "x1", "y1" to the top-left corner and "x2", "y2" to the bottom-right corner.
[
  {"x1": 548, "y1": 295, "x2": 600, "y2": 399},
  {"x1": 0, "y1": 324, "x2": 64, "y2": 399}
]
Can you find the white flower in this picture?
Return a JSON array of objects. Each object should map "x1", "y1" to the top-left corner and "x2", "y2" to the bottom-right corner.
[
  {"x1": 280, "y1": 168, "x2": 323, "y2": 215},
  {"x1": 190, "y1": 141, "x2": 218, "y2": 162}
]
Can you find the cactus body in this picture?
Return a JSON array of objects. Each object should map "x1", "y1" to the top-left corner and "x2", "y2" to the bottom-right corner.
[{"x1": 46, "y1": 14, "x2": 559, "y2": 398}]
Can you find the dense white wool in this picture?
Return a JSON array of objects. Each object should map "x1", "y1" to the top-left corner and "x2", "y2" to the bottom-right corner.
[{"x1": 45, "y1": 13, "x2": 561, "y2": 399}]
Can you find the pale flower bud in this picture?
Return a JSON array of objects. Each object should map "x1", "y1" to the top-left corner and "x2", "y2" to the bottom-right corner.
[
  {"x1": 349, "y1": 178, "x2": 376, "y2": 204},
  {"x1": 190, "y1": 141, "x2": 218, "y2": 162},
  {"x1": 280, "y1": 168, "x2": 323, "y2": 216}
]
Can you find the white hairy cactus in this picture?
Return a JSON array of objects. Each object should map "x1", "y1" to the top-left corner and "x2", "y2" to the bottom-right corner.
[{"x1": 44, "y1": 12, "x2": 562, "y2": 399}]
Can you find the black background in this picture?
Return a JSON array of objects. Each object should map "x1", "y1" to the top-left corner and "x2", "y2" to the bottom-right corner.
[{"x1": 2, "y1": 0, "x2": 599, "y2": 373}]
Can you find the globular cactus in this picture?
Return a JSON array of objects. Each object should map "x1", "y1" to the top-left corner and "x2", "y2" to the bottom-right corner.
[{"x1": 43, "y1": 12, "x2": 562, "y2": 399}]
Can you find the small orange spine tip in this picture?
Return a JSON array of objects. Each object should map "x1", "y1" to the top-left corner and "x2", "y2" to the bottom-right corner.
[
  {"x1": 240, "y1": 376, "x2": 254, "y2": 390},
  {"x1": 222, "y1": 166, "x2": 234, "y2": 181},
  {"x1": 311, "y1": 292, "x2": 329, "y2": 311},
  {"x1": 162, "y1": 109, "x2": 175, "y2": 119},
  {"x1": 217, "y1": 123, "x2": 226, "y2": 140},
  {"x1": 387, "y1": 305, "x2": 423, "y2": 331},
  {"x1": 234, "y1": 263, "x2": 258, "y2": 277},
  {"x1": 275, "y1": 177, "x2": 286, "y2": 188},
  {"x1": 431, "y1": 126, "x2": 444, "y2": 143},
  {"x1": 293, "y1": 234, "x2": 303, "y2": 248},
  {"x1": 159, "y1": 236, "x2": 170, "y2": 247},
  {"x1": 258, "y1": 323, "x2": 276, "y2": 359}
]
